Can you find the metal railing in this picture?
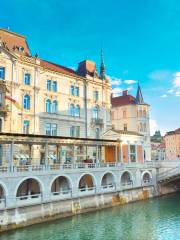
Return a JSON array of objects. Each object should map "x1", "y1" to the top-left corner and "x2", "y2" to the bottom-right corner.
[{"x1": 0, "y1": 162, "x2": 155, "y2": 174}]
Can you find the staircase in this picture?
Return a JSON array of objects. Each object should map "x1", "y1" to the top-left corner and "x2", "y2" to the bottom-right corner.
[{"x1": 158, "y1": 164, "x2": 180, "y2": 183}]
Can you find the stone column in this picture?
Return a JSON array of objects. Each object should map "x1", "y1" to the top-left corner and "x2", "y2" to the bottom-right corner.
[
  {"x1": 120, "y1": 143, "x2": 123, "y2": 163},
  {"x1": 115, "y1": 145, "x2": 118, "y2": 163},
  {"x1": 10, "y1": 142, "x2": 14, "y2": 172},
  {"x1": 135, "y1": 142, "x2": 138, "y2": 163},
  {"x1": 45, "y1": 142, "x2": 48, "y2": 167},
  {"x1": 96, "y1": 145, "x2": 99, "y2": 164},
  {"x1": 127, "y1": 141, "x2": 130, "y2": 163}
]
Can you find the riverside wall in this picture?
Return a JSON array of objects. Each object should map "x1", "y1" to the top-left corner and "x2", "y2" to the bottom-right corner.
[{"x1": 0, "y1": 185, "x2": 156, "y2": 233}]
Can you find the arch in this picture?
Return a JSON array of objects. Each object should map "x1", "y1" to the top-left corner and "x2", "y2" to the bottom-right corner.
[
  {"x1": 142, "y1": 171, "x2": 152, "y2": 184},
  {"x1": 121, "y1": 171, "x2": 133, "y2": 186},
  {"x1": 46, "y1": 99, "x2": 51, "y2": 113},
  {"x1": 23, "y1": 94, "x2": 30, "y2": 110},
  {"x1": 0, "y1": 182, "x2": 7, "y2": 199},
  {"x1": 101, "y1": 172, "x2": 116, "y2": 188},
  {"x1": 51, "y1": 175, "x2": 72, "y2": 193},
  {"x1": 15, "y1": 177, "x2": 43, "y2": 198},
  {"x1": 52, "y1": 100, "x2": 57, "y2": 113},
  {"x1": 78, "y1": 173, "x2": 96, "y2": 190}
]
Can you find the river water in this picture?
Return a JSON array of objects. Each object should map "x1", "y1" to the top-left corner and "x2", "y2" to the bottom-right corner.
[{"x1": 1, "y1": 193, "x2": 180, "y2": 240}]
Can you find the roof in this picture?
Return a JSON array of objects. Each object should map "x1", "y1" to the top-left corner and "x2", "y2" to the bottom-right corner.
[
  {"x1": 166, "y1": 128, "x2": 180, "y2": 136},
  {"x1": 40, "y1": 59, "x2": 79, "y2": 77},
  {"x1": 0, "y1": 28, "x2": 31, "y2": 56},
  {"x1": 111, "y1": 95, "x2": 136, "y2": 107},
  {"x1": 136, "y1": 84, "x2": 144, "y2": 104},
  {"x1": 104, "y1": 128, "x2": 143, "y2": 137}
]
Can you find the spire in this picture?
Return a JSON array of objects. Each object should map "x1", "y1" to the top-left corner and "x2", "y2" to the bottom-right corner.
[
  {"x1": 136, "y1": 82, "x2": 144, "y2": 104},
  {"x1": 100, "y1": 48, "x2": 106, "y2": 80}
]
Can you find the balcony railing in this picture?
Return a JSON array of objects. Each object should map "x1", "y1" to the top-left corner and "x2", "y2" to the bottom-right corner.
[
  {"x1": 0, "y1": 162, "x2": 155, "y2": 173},
  {"x1": 91, "y1": 118, "x2": 104, "y2": 125}
]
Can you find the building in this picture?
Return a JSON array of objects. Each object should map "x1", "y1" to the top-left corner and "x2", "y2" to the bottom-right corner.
[
  {"x1": 111, "y1": 86, "x2": 151, "y2": 161},
  {"x1": 164, "y1": 128, "x2": 180, "y2": 160},
  {"x1": 151, "y1": 130, "x2": 165, "y2": 161},
  {"x1": 0, "y1": 29, "x2": 112, "y2": 165}
]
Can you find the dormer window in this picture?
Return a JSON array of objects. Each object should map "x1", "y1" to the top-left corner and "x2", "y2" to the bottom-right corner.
[
  {"x1": 0, "y1": 67, "x2": 5, "y2": 80},
  {"x1": 18, "y1": 46, "x2": 24, "y2": 52}
]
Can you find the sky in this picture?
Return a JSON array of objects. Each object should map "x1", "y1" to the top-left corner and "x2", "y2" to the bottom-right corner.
[{"x1": 0, "y1": 0, "x2": 180, "y2": 135}]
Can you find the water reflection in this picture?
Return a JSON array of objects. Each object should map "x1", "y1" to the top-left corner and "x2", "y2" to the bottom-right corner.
[{"x1": 1, "y1": 194, "x2": 180, "y2": 240}]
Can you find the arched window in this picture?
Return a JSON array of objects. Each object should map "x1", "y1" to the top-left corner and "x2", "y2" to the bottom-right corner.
[
  {"x1": 23, "y1": 94, "x2": 30, "y2": 110},
  {"x1": 46, "y1": 99, "x2": 51, "y2": 113},
  {"x1": 70, "y1": 104, "x2": 75, "y2": 116},
  {"x1": 52, "y1": 100, "x2": 57, "y2": 113},
  {"x1": 75, "y1": 105, "x2": 80, "y2": 117},
  {"x1": 93, "y1": 106, "x2": 99, "y2": 119}
]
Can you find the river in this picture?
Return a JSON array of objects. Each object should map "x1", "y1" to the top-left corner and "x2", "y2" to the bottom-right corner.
[{"x1": 1, "y1": 193, "x2": 180, "y2": 240}]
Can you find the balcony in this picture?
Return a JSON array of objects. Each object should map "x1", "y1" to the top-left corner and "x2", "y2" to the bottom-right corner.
[{"x1": 91, "y1": 118, "x2": 104, "y2": 126}]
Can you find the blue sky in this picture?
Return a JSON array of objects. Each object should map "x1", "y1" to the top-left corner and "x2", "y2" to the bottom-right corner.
[{"x1": 1, "y1": 0, "x2": 180, "y2": 135}]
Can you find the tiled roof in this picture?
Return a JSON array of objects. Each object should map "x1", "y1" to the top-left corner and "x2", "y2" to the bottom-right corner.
[
  {"x1": 0, "y1": 29, "x2": 31, "y2": 56},
  {"x1": 166, "y1": 128, "x2": 180, "y2": 135},
  {"x1": 40, "y1": 59, "x2": 79, "y2": 77},
  {"x1": 111, "y1": 95, "x2": 136, "y2": 107}
]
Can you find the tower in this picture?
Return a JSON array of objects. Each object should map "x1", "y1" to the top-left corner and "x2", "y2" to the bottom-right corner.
[{"x1": 100, "y1": 49, "x2": 106, "y2": 80}]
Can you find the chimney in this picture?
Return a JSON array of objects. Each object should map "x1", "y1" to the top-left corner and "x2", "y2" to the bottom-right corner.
[{"x1": 122, "y1": 90, "x2": 128, "y2": 96}]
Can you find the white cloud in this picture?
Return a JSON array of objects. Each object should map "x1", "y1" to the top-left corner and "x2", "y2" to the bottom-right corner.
[
  {"x1": 173, "y1": 72, "x2": 180, "y2": 87},
  {"x1": 175, "y1": 91, "x2": 180, "y2": 96},
  {"x1": 109, "y1": 76, "x2": 122, "y2": 86},
  {"x1": 167, "y1": 89, "x2": 174, "y2": 94},
  {"x1": 148, "y1": 70, "x2": 172, "y2": 81},
  {"x1": 124, "y1": 80, "x2": 137, "y2": 84},
  {"x1": 127, "y1": 86, "x2": 133, "y2": 91},
  {"x1": 150, "y1": 119, "x2": 158, "y2": 135},
  {"x1": 112, "y1": 87, "x2": 123, "y2": 97},
  {"x1": 161, "y1": 94, "x2": 168, "y2": 98}
]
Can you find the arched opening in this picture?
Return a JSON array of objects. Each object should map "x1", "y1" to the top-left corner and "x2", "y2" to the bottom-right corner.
[
  {"x1": 51, "y1": 176, "x2": 71, "y2": 197},
  {"x1": 0, "y1": 185, "x2": 5, "y2": 208},
  {"x1": 101, "y1": 173, "x2": 115, "y2": 190},
  {"x1": 79, "y1": 174, "x2": 95, "y2": 192},
  {"x1": 16, "y1": 178, "x2": 41, "y2": 201},
  {"x1": 142, "y1": 172, "x2": 151, "y2": 184},
  {"x1": 121, "y1": 171, "x2": 133, "y2": 186}
]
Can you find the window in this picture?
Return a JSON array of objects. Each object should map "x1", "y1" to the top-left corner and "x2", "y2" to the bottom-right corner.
[
  {"x1": 46, "y1": 99, "x2": 51, "y2": 113},
  {"x1": 95, "y1": 128, "x2": 100, "y2": 139},
  {"x1": 75, "y1": 105, "x2": 80, "y2": 117},
  {"x1": 45, "y1": 123, "x2": 51, "y2": 135},
  {"x1": 75, "y1": 86, "x2": 79, "y2": 96},
  {"x1": 123, "y1": 110, "x2": 127, "y2": 118},
  {"x1": 45, "y1": 123, "x2": 57, "y2": 136},
  {"x1": 52, "y1": 81, "x2": 57, "y2": 92},
  {"x1": 51, "y1": 124, "x2": 57, "y2": 136},
  {"x1": 93, "y1": 90, "x2": 99, "y2": 101},
  {"x1": 70, "y1": 104, "x2": 75, "y2": 116},
  {"x1": 23, "y1": 94, "x2": 30, "y2": 110},
  {"x1": 70, "y1": 126, "x2": 75, "y2": 137},
  {"x1": 52, "y1": 100, "x2": 57, "y2": 113},
  {"x1": 130, "y1": 145, "x2": 136, "y2": 162},
  {"x1": 70, "y1": 85, "x2": 74, "y2": 96},
  {"x1": 70, "y1": 126, "x2": 80, "y2": 137},
  {"x1": 123, "y1": 124, "x2": 127, "y2": 131},
  {"x1": 93, "y1": 106, "x2": 99, "y2": 119},
  {"x1": 23, "y1": 120, "x2": 30, "y2": 134},
  {"x1": 0, "y1": 92, "x2": 3, "y2": 103},
  {"x1": 0, "y1": 67, "x2": 5, "y2": 80},
  {"x1": 24, "y1": 73, "x2": 31, "y2": 85},
  {"x1": 47, "y1": 80, "x2": 51, "y2": 91},
  {"x1": 143, "y1": 123, "x2": 146, "y2": 132}
]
